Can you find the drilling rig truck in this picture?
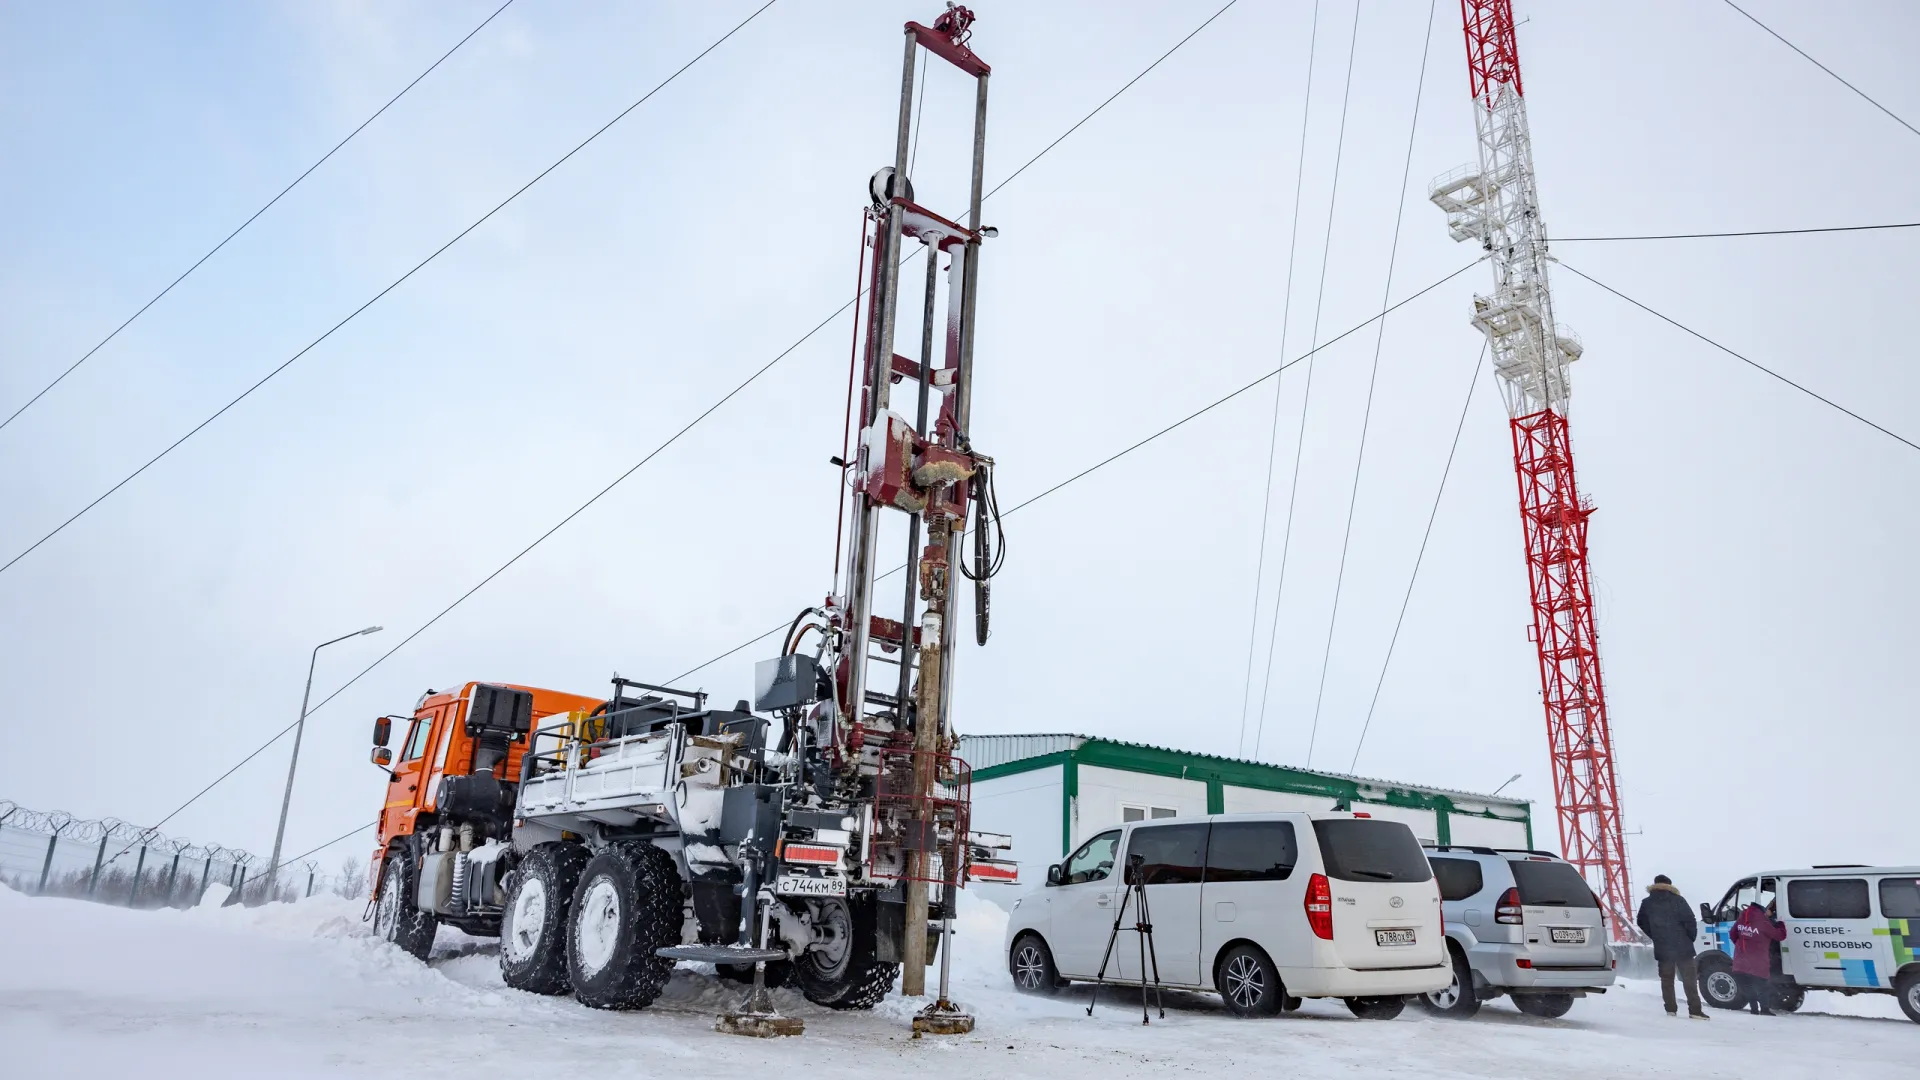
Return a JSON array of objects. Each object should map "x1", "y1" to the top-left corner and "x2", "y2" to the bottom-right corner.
[{"x1": 363, "y1": 7, "x2": 1015, "y2": 1018}]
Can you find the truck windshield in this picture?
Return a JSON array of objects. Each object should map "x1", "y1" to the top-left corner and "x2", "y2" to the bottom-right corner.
[
  {"x1": 1312, "y1": 819, "x2": 1433, "y2": 883},
  {"x1": 1509, "y1": 860, "x2": 1599, "y2": 907}
]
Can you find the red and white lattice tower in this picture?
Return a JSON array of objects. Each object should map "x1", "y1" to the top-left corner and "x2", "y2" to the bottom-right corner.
[{"x1": 1429, "y1": 0, "x2": 1635, "y2": 941}]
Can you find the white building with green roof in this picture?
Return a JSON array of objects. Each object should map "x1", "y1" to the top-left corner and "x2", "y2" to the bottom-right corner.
[{"x1": 959, "y1": 733, "x2": 1533, "y2": 903}]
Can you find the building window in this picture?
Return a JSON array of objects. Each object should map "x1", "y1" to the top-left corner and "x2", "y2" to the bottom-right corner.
[{"x1": 1122, "y1": 804, "x2": 1179, "y2": 823}]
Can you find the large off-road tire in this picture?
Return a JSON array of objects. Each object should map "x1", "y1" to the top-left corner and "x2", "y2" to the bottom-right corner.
[
  {"x1": 500, "y1": 843, "x2": 590, "y2": 995},
  {"x1": 1420, "y1": 947, "x2": 1481, "y2": 1018},
  {"x1": 1697, "y1": 952, "x2": 1744, "y2": 1010},
  {"x1": 566, "y1": 843, "x2": 683, "y2": 1010},
  {"x1": 1345, "y1": 995, "x2": 1407, "y2": 1020},
  {"x1": 1512, "y1": 992, "x2": 1574, "y2": 1019},
  {"x1": 791, "y1": 898, "x2": 899, "y2": 1010},
  {"x1": 1009, "y1": 933, "x2": 1064, "y2": 995},
  {"x1": 372, "y1": 847, "x2": 437, "y2": 962},
  {"x1": 1896, "y1": 969, "x2": 1920, "y2": 1024},
  {"x1": 1215, "y1": 943, "x2": 1284, "y2": 1018}
]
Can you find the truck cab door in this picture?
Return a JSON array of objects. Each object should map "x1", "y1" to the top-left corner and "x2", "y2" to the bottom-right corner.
[
  {"x1": 1703, "y1": 877, "x2": 1754, "y2": 958},
  {"x1": 383, "y1": 708, "x2": 445, "y2": 836}
]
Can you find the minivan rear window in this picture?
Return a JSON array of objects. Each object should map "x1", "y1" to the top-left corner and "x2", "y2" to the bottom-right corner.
[
  {"x1": 1206, "y1": 821, "x2": 1297, "y2": 882},
  {"x1": 1508, "y1": 859, "x2": 1599, "y2": 908},
  {"x1": 1880, "y1": 878, "x2": 1920, "y2": 920},
  {"x1": 1429, "y1": 857, "x2": 1485, "y2": 901},
  {"x1": 1789, "y1": 878, "x2": 1870, "y2": 920},
  {"x1": 1312, "y1": 819, "x2": 1433, "y2": 883}
]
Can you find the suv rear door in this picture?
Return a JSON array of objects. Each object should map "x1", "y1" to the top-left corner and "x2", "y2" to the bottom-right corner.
[
  {"x1": 1312, "y1": 818, "x2": 1443, "y2": 970},
  {"x1": 1506, "y1": 856, "x2": 1607, "y2": 967}
]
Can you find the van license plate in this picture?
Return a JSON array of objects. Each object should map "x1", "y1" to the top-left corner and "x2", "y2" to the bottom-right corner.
[
  {"x1": 1375, "y1": 929, "x2": 1415, "y2": 947},
  {"x1": 773, "y1": 874, "x2": 845, "y2": 897},
  {"x1": 1550, "y1": 928, "x2": 1587, "y2": 945}
]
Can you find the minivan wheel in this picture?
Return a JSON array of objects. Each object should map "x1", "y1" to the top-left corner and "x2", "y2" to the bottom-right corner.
[
  {"x1": 1345, "y1": 996, "x2": 1406, "y2": 1020},
  {"x1": 1512, "y1": 992, "x2": 1574, "y2": 1019},
  {"x1": 1419, "y1": 948, "x2": 1479, "y2": 1018},
  {"x1": 1896, "y1": 970, "x2": 1920, "y2": 1024},
  {"x1": 1215, "y1": 944, "x2": 1284, "y2": 1017},
  {"x1": 1009, "y1": 934, "x2": 1063, "y2": 995},
  {"x1": 1697, "y1": 953, "x2": 1744, "y2": 1010}
]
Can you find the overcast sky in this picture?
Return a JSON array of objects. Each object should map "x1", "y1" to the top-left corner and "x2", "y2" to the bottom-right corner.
[{"x1": 2, "y1": 0, "x2": 1915, "y2": 905}]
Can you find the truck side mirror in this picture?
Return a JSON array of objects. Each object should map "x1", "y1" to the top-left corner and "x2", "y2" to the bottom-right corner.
[
  {"x1": 1699, "y1": 902, "x2": 1714, "y2": 923},
  {"x1": 371, "y1": 746, "x2": 394, "y2": 768},
  {"x1": 372, "y1": 716, "x2": 392, "y2": 747},
  {"x1": 1046, "y1": 863, "x2": 1063, "y2": 887}
]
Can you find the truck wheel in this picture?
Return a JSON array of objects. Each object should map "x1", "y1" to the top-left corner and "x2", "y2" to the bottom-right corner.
[
  {"x1": 1420, "y1": 948, "x2": 1480, "y2": 1018},
  {"x1": 1697, "y1": 953, "x2": 1743, "y2": 1010},
  {"x1": 792, "y1": 898, "x2": 899, "y2": 1010},
  {"x1": 1512, "y1": 992, "x2": 1574, "y2": 1019},
  {"x1": 373, "y1": 847, "x2": 437, "y2": 962},
  {"x1": 1215, "y1": 944, "x2": 1284, "y2": 1017},
  {"x1": 1896, "y1": 970, "x2": 1920, "y2": 1024},
  {"x1": 566, "y1": 843, "x2": 682, "y2": 1010},
  {"x1": 1345, "y1": 996, "x2": 1406, "y2": 1020},
  {"x1": 500, "y1": 843, "x2": 589, "y2": 995},
  {"x1": 1009, "y1": 933, "x2": 1063, "y2": 995}
]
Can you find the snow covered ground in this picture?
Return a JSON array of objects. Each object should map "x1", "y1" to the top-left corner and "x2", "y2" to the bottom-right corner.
[{"x1": 1, "y1": 883, "x2": 1910, "y2": 1079}]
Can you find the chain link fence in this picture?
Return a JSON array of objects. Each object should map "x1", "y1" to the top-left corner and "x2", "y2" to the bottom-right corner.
[{"x1": 0, "y1": 800, "x2": 363, "y2": 908}]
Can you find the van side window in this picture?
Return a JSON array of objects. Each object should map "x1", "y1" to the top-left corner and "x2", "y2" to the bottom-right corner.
[
  {"x1": 1787, "y1": 878, "x2": 1870, "y2": 920},
  {"x1": 400, "y1": 717, "x2": 433, "y2": 762},
  {"x1": 1063, "y1": 830, "x2": 1120, "y2": 885},
  {"x1": 1880, "y1": 878, "x2": 1920, "y2": 920},
  {"x1": 1206, "y1": 821, "x2": 1297, "y2": 882},
  {"x1": 1126, "y1": 824, "x2": 1207, "y2": 885},
  {"x1": 1429, "y1": 857, "x2": 1484, "y2": 901}
]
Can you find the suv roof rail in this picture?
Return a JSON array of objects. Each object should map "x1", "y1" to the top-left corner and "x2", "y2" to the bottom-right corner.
[
  {"x1": 1495, "y1": 848, "x2": 1562, "y2": 858},
  {"x1": 1810, "y1": 863, "x2": 1870, "y2": 869},
  {"x1": 1424, "y1": 844, "x2": 1500, "y2": 855}
]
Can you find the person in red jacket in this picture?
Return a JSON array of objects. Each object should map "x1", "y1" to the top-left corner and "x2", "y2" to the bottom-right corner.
[{"x1": 1731, "y1": 900, "x2": 1786, "y2": 1014}]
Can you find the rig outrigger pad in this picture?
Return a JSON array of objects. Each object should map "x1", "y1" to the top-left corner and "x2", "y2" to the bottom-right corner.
[{"x1": 911, "y1": 998, "x2": 975, "y2": 1037}]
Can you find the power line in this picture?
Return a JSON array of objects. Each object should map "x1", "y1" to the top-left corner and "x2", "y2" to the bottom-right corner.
[
  {"x1": 1348, "y1": 342, "x2": 1484, "y2": 773},
  {"x1": 120, "y1": 0, "x2": 1248, "y2": 842},
  {"x1": 1236, "y1": 0, "x2": 1321, "y2": 761},
  {"x1": 1306, "y1": 0, "x2": 1437, "y2": 769},
  {"x1": 0, "y1": 0, "x2": 781, "y2": 578},
  {"x1": 1720, "y1": 0, "x2": 1920, "y2": 140},
  {"x1": 1252, "y1": 0, "x2": 1364, "y2": 762},
  {"x1": 1559, "y1": 262, "x2": 1920, "y2": 453},
  {"x1": 0, "y1": 1, "x2": 518, "y2": 437},
  {"x1": 671, "y1": 259, "x2": 1487, "y2": 688},
  {"x1": 1557, "y1": 221, "x2": 1920, "y2": 242}
]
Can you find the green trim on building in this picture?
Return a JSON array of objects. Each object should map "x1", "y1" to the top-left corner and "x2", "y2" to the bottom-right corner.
[
  {"x1": 1061, "y1": 754, "x2": 1078, "y2": 857},
  {"x1": 1205, "y1": 778, "x2": 1224, "y2": 815}
]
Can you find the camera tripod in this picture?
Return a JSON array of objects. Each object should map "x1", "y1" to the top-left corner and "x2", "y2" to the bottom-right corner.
[{"x1": 1087, "y1": 853, "x2": 1165, "y2": 1024}]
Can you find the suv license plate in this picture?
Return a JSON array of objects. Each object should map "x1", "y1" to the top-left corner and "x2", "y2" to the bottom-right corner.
[
  {"x1": 1375, "y1": 929, "x2": 1416, "y2": 947},
  {"x1": 773, "y1": 874, "x2": 845, "y2": 897},
  {"x1": 1551, "y1": 928, "x2": 1588, "y2": 945}
]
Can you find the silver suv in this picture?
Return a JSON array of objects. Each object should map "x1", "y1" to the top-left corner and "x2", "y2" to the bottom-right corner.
[{"x1": 1419, "y1": 845, "x2": 1616, "y2": 1018}]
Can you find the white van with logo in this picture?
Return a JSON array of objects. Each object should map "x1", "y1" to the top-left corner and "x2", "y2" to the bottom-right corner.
[
  {"x1": 1003, "y1": 811, "x2": 1448, "y2": 1018},
  {"x1": 1695, "y1": 866, "x2": 1920, "y2": 1022}
]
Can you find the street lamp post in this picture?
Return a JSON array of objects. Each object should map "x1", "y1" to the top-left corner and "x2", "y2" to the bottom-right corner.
[
  {"x1": 263, "y1": 625, "x2": 381, "y2": 901},
  {"x1": 1491, "y1": 773, "x2": 1523, "y2": 797}
]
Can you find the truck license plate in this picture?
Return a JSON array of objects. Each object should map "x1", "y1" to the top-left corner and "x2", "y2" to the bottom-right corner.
[
  {"x1": 773, "y1": 874, "x2": 845, "y2": 898},
  {"x1": 1375, "y1": 928, "x2": 1415, "y2": 947},
  {"x1": 1551, "y1": 928, "x2": 1588, "y2": 945}
]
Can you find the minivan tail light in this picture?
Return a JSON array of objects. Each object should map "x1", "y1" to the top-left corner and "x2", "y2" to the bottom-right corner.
[
  {"x1": 1306, "y1": 873, "x2": 1334, "y2": 940},
  {"x1": 1496, "y1": 886, "x2": 1523, "y2": 924}
]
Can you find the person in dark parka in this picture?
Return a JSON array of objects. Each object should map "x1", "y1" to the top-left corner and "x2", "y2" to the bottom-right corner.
[{"x1": 1637, "y1": 874, "x2": 1708, "y2": 1018}]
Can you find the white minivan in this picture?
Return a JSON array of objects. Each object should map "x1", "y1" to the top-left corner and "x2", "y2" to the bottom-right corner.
[{"x1": 1003, "y1": 811, "x2": 1449, "y2": 1017}]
